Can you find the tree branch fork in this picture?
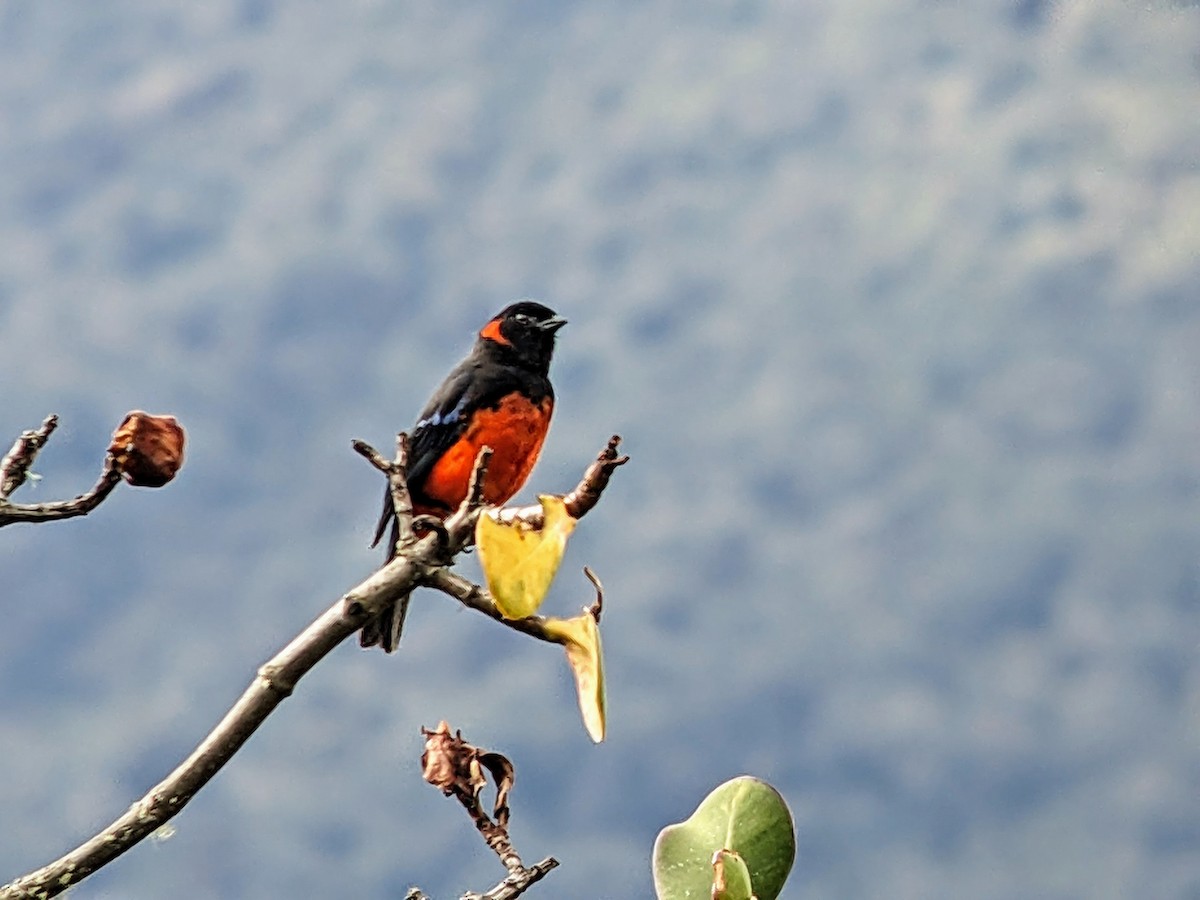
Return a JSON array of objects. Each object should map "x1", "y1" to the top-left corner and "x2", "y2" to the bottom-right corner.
[
  {"x1": 0, "y1": 427, "x2": 626, "y2": 900},
  {"x1": 0, "y1": 415, "x2": 123, "y2": 527}
]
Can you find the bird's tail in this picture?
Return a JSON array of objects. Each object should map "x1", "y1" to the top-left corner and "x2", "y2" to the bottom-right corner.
[
  {"x1": 359, "y1": 592, "x2": 410, "y2": 652},
  {"x1": 361, "y1": 491, "x2": 410, "y2": 652}
]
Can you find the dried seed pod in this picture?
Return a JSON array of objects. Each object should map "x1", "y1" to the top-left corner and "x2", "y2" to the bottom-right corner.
[{"x1": 108, "y1": 411, "x2": 186, "y2": 487}]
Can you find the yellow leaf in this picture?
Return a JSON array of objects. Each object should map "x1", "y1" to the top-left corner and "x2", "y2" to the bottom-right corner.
[
  {"x1": 544, "y1": 607, "x2": 606, "y2": 743},
  {"x1": 476, "y1": 496, "x2": 577, "y2": 619}
]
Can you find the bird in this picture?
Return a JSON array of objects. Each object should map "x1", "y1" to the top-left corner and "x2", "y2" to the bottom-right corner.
[{"x1": 362, "y1": 300, "x2": 567, "y2": 651}]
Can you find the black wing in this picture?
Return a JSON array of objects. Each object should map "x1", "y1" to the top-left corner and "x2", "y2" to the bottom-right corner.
[
  {"x1": 405, "y1": 360, "x2": 479, "y2": 490},
  {"x1": 371, "y1": 358, "x2": 520, "y2": 547}
]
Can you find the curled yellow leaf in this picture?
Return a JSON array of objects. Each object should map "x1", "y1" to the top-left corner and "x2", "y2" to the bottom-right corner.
[
  {"x1": 476, "y1": 495, "x2": 577, "y2": 619},
  {"x1": 544, "y1": 607, "x2": 606, "y2": 743}
]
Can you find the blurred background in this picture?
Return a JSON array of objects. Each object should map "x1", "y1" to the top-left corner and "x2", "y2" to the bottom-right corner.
[{"x1": 1, "y1": 2, "x2": 1198, "y2": 898}]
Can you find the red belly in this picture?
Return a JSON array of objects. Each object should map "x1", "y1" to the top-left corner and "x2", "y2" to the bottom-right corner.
[{"x1": 419, "y1": 394, "x2": 553, "y2": 514}]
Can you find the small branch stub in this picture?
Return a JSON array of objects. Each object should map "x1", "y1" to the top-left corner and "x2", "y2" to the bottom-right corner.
[
  {"x1": 0, "y1": 414, "x2": 58, "y2": 498},
  {"x1": 493, "y1": 435, "x2": 628, "y2": 528},
  {"x1": 583, "y1": 566, "x2": 604, "y2": 622}
]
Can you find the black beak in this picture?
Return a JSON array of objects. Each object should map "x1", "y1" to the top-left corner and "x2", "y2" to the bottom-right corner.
[{"x1": 539, "y1": 316, "x2": 568, "y2": 333}]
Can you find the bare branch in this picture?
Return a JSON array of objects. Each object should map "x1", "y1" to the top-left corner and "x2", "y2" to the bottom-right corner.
[
  {"x1": 351, "y1": 437, "x2": 393, "y2": 474},
  {"x1": 390, "y1": 433, "x2": 418, "y2": 549},
  {"x1": 424, "y1": 568, "x2": 567, "y2": 645},
  {"x1": 464, "y1": 445, "x2": 493, "y2": 510},
  {"x1": 465, "y1": 858, "x2": 559, "y2": 900},
  {"x1": 440, "y1": 435, "x2": 626, "y2": 559},
  {"x1": 0, "y1": 415, "x2": 58, "y2": 498},
  {"x1": 583, "y1": 566, "x2": 604, "y2": 622},
  {"x1": 492, "y1": 435, "x2": 628, "y2": 527},
  {"x1": 354, "y1": 433, "x2": 420, "y2": 552},
  {"x1": 404, "y1": 859, "x2": 560, "y2": 900},
  {"x1": 0, "y1": 456, "x2": 123, "y2": 528},
  {"x1": 440, "y1": 445, "x2": 494, "y2": 553}
]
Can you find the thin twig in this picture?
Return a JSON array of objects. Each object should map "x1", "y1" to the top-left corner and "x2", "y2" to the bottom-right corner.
[
  {"x1": 468, "y1": 858, "x2": 559, "y2": 900},
  {"x1": 353, "y1": 433, "x2": 419, "y2": 552},
  {"x1": 407, "y1": 860, "x2": 559, "y2": 900},
  {"x1": 492, "y1": 435, "x2": 628, "y2": 527},
  {"x1": 0, "y1": 415, "x2": 58, "y2": 498},
  {"x1": 350, "y1": 438, "x2": 392, "y2": 474},
  {"x1": 439, "y1": 435, "x2": 625, "y2": 563},
  {"x1": 465, "y1": 446, "x2": 493, "y2": 510},
  {"x1": 0, "y1": 456, "x2": 124, "y2": 528},
  {"x1": 389, "y1": 433, "x2": 417, "y2": 549},
  {"x1": 582, "y1": 567, "x2": 604, "y2": 622},
  {"x1": 403, "y1": 864, "x2": 561, "y2": 900},
  {"x1": 441, "y1": 446, "x2": 494, "y2": 553},
  {"x1": 0, "y1": 415, "x2": 128, "y2": 528},
  {"x1": 424, "y1": 568, "x2": 566, "y2": 644}
]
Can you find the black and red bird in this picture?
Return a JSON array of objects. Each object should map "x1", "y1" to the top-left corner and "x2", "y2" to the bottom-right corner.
[{"x1": 362, "y1": 300, "x2": 566, "y2": 651}]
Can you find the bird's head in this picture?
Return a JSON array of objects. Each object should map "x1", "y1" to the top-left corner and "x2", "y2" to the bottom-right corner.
[{"x1": 478, "y1": 301, "x2": 567, "y2": 374}]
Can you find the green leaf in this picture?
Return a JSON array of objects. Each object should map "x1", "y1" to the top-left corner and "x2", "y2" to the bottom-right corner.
[{"x1": 653, "y1": 776, "x2": 795, "y2": 900}]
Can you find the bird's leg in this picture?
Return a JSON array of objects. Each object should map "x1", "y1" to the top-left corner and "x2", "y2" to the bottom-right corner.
[{"x1": 412, "y1": 515, "x2": 452, "y2": 562}]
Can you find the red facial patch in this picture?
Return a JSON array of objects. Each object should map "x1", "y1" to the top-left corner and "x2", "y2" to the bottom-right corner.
[{"x1": 478, "y1": 318, "x2": 511, "y2": 346}]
